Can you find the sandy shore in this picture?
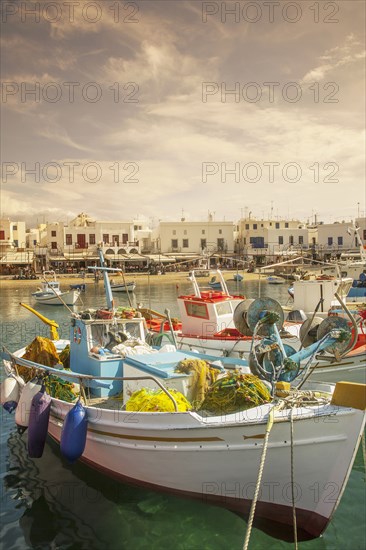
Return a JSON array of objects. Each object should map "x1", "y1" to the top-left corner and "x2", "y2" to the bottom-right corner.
[{"x1": 0, "y1": 271, "x2": 266, "y2": 288}]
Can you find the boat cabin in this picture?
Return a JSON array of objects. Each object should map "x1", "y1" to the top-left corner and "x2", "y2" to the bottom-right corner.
[
  {"x1": 291, "y1": 277, "x2": 353, "y2": 315},
  {"x1": 69, "y1": 316, "x2": 147, "y2": 397},
  {"x1": 177, "y1": 291, "x2": 244, "y2": 337}
]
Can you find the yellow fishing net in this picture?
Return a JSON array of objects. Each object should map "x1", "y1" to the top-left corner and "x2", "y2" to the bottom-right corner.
[
  {"x1": 18, "y1": 337, "x2": 78, "y2": 401},
  {"x1": 126, "y1": 387, "x2": 192, "y2": 412},
  {"x1": 175, "y1": 358, "x2": 219, "y2": 407},
  {"x1": 199, "y1": 372, "x2": 271, "y2": 414}
]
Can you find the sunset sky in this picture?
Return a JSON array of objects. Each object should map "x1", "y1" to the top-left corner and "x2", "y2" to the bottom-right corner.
[{"x1": 1, "y1": 0, "x2": 365, "y2": 225}]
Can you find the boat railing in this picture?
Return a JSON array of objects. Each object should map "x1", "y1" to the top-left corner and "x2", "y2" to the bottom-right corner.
[{"x1": 2, "y1": 349, "x2": 178, "y2": 411}]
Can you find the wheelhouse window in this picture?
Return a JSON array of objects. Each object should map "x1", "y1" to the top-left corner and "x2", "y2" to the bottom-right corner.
[
  {"x1": 215, "y1": 302, "x2": 232, "y2": 315},
  {"x1": 185, "y1": 302, "x2": 209, "y2": 319}
]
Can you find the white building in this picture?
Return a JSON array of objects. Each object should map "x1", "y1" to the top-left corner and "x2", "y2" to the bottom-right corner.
[
  {"x1": 156, "y1": 218, "x2": 235, "y2": 257},
  {"x1": 316, "y1": 218, "x2": 366, "y2": 253},
  {"x1": 0, "y1": 219, "x2": 26, "y2": 251},
  {"x1": 237, "y1": 217, "x2": 308, "y2": 258}
]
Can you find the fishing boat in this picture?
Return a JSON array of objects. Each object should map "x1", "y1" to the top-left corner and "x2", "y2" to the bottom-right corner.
[
  {"x1": 141, "y1": 271, "x2": 366, "y2": 382},
  {"x1": 267, "y1": 276, "x2": 285, "y2": 284},
  {"x1": 1, "y1": 255, "x2": 365, "y2": 542},
  {"x1": 110, "y1": 281, "x2": 136, "y2": 293},
  {"x1": 32, "y1": 272, "x2": 81, "y2": 306}
]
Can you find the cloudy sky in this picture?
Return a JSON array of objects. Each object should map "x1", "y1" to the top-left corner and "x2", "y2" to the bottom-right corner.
[{"x1": 1, "y1": 0, "x2": 365, "y2": 226}]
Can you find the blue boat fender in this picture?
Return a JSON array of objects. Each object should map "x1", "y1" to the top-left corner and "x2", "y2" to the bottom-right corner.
[
  {"x1": 28, "y1": 386, "x2": 52, "y2": 458},
  {"x1": 60, "y1": 400, "x2": 88, "y2": 463}
]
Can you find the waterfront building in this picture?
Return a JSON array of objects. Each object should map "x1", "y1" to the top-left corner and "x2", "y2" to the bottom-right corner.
[
  {"x1": 236, "y1": 217, "x2": 308, "y2": 263},
  {"x1": 155, "y1": 216, "x2": 235, "y2": 266}
]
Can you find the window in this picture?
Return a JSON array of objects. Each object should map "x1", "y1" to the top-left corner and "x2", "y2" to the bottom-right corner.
[
  {"x1": 275, "y1": 222, "x2": 280, "y2": 229},
  {"x1": 103, "y1": 234, "x2": 109, "y2": 244},
  {"x1": 338, "y1": 236, "x2": 343, "y2": 245},
  {"x1": 219, "y1": 229, "x2": 222, "y2": 234},
  {"x1": 66, "y1": 234, "x2": 72, "y2": 245},
  {"x1": 51, "y1": 230, "x2": 56, "y2": 237},
  {"x1": 185, "y1": 302, "x2": 209, "y2": 319},
  {"x1": 261, "y1": 223, "x2": 264, "y2": 228},
  {"x1": 134, "y1": 225, "x2": 138, "y2": 230},
  {"x1": 183, "y1": 239, "x2": 189, "y2": 248},
  {"x1": 112, "y1": 235, "x2": 119, "y2": 245},
  {"x1": 200, "y1": 239, "x2": 207, "y2": 250},
  {"x1": 289, "y1": 235, "x2": 294, "y2": 245},
  {"x1": 202, "y1": 229, "x2": 205, "y2": 234},
  {"x1": 285, "y1": 223, "x2": 289, "y2": 228},
  {"x1": 13, "y1": 225, "x2": 17, "y2": 230},
  {"x1": 173, "y1": 230, "x2": 176, "y2": 235},
  {"x1": 328, "y1": 237, "x2": 333, "y2": 246},
  {"x1": 299, "y1": 236, "x2": 304, "y2": 245},
  {"x1": 89, "y1": 234, "x2": 96, "y2": 245},
  {"x1": 51, "y1": 242, "x2": 57, "y2": 249},
  {"x1": 215, "y1": 302, "x2": 232, "y2": 316},
  {"x1": 363, "y1": 230, "x2": 366, "y2": 240},
  {"x1": 171, "y1": 239, "x2": 178, "y2": 249},
  {"x1": 122, "y1": 234, "x2": 128, "y2": 244},
  {"x1": 0, "y1": 230, "x2": 4, "y2": 240},
  {"x1": 245, "y1": 224, "x2": 249, "y2": 230},
  {"x1": 217, "y1": 238, "x2": 225, "y2": 250},
  {"x1": 253, "y1": 224, "x2": 257, "y2": 230},
  {"x1": 243, "y1": 237, "x2": 246, "y2": 244},
  {"x1": 278, "y1": 236, "x2": 284, "y2": 245}
]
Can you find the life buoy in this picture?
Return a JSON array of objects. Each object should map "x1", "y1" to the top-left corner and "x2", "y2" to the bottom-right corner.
[{"x1": 73, "y1": 326, "x2": 82, "y2": 344}]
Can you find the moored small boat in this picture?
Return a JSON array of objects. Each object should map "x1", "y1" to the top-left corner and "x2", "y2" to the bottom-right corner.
[
  {"x1": 110, "y1": 281, "x2": 136, "y2": 292},
  {"x1": 32, "y1": 272, "x2": 80, "y2": 306}
]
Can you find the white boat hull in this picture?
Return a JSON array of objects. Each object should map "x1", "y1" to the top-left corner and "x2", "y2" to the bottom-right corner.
[
  {"x1": 111, "y1": 283, "x2": 136, "y2": 292},
  {"x1": 32, "y1": 289, "x2": 80, "y2": 305},
  {"x1": 47, "y1": 396, "x2": 365, "y2": 539}
]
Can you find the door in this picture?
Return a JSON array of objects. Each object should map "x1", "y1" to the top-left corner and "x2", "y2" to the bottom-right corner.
[{"x1": 77, "y1": 234, "x2": 86, "y2": 248}]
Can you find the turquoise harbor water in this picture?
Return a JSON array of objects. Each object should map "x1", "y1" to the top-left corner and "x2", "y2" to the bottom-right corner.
[{"x1": 1, "y1": 279, "x2": 365, "y2": 549}]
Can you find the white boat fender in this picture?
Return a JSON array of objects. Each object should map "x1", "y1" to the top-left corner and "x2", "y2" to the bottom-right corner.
[
  {"x1": 28, "y1": 386, "x2": 52, "y2": 458},
  {"x1": 1, "y1": 376, "x2": 21, "y2": 413},
  {"x1": 60, "y1": 400, "x2": 88, "y2": 463},
  {"x1": 15, "y1": 378, "x2": 42, "y2": 434}
]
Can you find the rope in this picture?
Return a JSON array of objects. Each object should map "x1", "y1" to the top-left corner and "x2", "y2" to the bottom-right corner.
[
  {"x1": 243, "y1": 404, "x2": 276, "y2": 550},
  {"x1": 290, "y1": 408, "x2": 298, "y2": 550}
]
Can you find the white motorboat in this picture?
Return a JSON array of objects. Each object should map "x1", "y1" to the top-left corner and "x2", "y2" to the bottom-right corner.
[
  {"x1": 110, "y1": 281, "x2": 136, "y2": 292},
  {"x1": 32, "y1": 272, "x2": 80, "y2": 306}
]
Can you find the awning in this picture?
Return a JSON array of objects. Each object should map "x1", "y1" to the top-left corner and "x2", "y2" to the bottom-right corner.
[
  {"x1": 143, "y1": 254, "x2": 175, "y2": 263},
  {"x1": 0, "y1": 251, "x2": 34, "y2": 264},
  {"x1": 63, "y1": 252, "x2": 100, "y2": 261}
]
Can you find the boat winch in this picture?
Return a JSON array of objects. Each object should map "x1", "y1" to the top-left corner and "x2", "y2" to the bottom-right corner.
[{"x1": 233, "y1": 297, "x2": 352, "y2": 390}]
